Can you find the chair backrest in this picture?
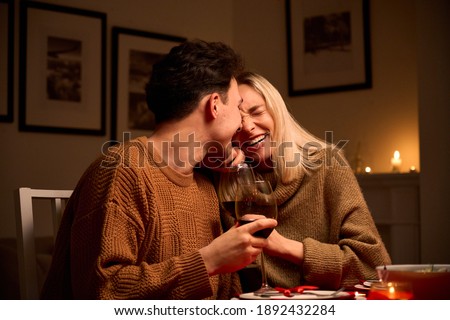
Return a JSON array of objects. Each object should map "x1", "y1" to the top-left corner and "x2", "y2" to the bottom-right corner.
[{"x1": 15, "y1": 187, "x2": 73, "y2": 299}]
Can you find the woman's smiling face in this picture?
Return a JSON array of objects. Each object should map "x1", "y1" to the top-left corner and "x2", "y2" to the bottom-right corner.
[{"x1": 233, "y1": 84, "x2": 275, "y2": 169}]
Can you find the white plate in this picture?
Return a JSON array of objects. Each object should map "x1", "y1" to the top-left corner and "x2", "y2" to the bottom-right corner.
[
  {"x1": 354, "y1": 284, "x2": 370, "y2": 291},
  {"x1": 363, "y1": 280, "x2": 380, "y2": 287},
  {"x1": 239, "y1": 290, "x2": 352, "y2": 300}
]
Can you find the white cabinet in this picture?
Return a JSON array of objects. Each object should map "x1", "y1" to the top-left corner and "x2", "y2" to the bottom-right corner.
[{"x1": 357, "y1": 173, "x2": 420, "y2": 264}]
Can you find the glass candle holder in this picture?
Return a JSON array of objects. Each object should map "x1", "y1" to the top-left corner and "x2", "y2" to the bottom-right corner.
[{"x1": 367, "y1": 281, "x2": 414, "y2": 300}]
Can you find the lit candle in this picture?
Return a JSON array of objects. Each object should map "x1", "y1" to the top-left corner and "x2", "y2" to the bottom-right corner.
[
  {"x1": 353, "y1": 291, "x2": 366, "y2": 300},
  {"x1": 388, "y1": 285, "x2": 396, "y2": 299},
  {"x1": 409, "y1": 165, "x2": 417, "y2": 173},
  {"x1": 364, "y1": 166, "x2": 372, "y2": 174},
  {"x1": 391, "y1": 151, "x2": 402, "y2": 172},
  {"x1": 368, "y1": 282, "x2": 413, "y2": 300}
]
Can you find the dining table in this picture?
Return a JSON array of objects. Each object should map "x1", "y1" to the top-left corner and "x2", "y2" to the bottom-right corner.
[{"x1": 236, "y1": 285, "x2": 367, "y2": 300}]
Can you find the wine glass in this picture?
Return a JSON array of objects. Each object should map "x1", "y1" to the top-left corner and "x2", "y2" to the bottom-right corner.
[
  {"x1": 236, "y1": 179, "x2": 278, "y2": 296},
  {"x1": 217, "y1": 163, "x2": 256, "y2": 219}
]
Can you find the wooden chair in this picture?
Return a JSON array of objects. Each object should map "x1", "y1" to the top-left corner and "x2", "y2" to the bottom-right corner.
[{"x1": 15, "y1": 187, "x2": 73, "y2": 299}]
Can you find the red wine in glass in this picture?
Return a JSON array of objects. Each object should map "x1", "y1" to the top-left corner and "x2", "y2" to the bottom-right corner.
[
  {"x1": 221, "y1": 201, "x2": 237, "y2": 220},
  {"x1": 238, "y1": 218, "x2": 274, "y2": 239},
  {"x1": 236, "y1": 199, "x2": 277, "y2": 238}
]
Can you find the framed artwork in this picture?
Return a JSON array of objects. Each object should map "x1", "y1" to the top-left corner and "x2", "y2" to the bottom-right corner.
[
  {"x1": 286, "y1": 0, "x2": 371, "y2": 96},
  {"x1": 0, "y1": 0, "x2": 13, "y2": 122},
  {"x1": 111, "y1": 27, "x2": 186, "y2": 142},
  {"x1": 19, "y1": 1, "x2": 106, "y2": 135}
]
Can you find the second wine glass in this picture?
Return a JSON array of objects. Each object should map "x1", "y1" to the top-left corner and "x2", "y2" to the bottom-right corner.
[
  {"x1": 236, "y1": 179, "x2": 278, "y2": 296},
  {"x1": 217, "y1": 163, "x2": 256, "y2": 219}
]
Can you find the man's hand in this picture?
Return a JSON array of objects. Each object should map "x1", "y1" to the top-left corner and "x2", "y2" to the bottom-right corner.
[{"x1": 199, "y1": 218, "x2": 277, "y2": 275}]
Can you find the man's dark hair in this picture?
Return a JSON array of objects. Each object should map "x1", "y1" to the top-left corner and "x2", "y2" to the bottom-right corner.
[{"x1": 145, "y1": 39, "x2": 244, "y2": 124}]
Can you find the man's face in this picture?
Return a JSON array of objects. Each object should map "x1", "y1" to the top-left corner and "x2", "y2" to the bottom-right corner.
[
  {"x1": 216, "y1": 78, "x2": 243, "y2": 143},
  {"x1": 205, "y1": 78, "x2": 243, "y2": 164}
]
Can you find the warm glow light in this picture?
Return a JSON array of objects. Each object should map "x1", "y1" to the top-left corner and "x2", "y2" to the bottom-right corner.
[
  {"x1": 391, "y1": 150, "x2": 402, "y2": 172},
  {"x1": 354, "y1": 291, "x2": 366, "y2": 300},
  {"x1": 365, "y1": 166, "x2": 372, "y2": 173},
  {"x1": 410, "y1": 165, "x2": 416, "y2": 172}
]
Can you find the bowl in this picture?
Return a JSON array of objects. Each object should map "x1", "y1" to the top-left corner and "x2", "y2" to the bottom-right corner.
[{"x1": 376, "y1": 264, "x2": 450, "y2": 299}]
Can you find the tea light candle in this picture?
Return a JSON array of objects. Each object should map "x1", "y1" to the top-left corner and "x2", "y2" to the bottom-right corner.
[
  {"x1": 354, "y1": 291, "x2": 366, "y2": 300},
  {"x1": 368, "y1": 282, "x2": 414, "y2": 300},
  {"x1": 391, "y1": 151, "x2": 402, "y2": 172}
]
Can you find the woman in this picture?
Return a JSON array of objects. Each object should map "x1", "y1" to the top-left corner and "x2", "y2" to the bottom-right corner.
[{"x1": 229, "y1": 71, "x2": 391, "y2": 290}]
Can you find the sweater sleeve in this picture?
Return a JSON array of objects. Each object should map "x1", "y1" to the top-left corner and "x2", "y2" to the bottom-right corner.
[{"x1": 302, "y1": 158, "x2": 392, "y2": 289}]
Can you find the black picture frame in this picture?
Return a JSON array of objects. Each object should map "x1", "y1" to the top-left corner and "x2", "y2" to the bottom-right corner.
[
  {"x1": 286, "y1": 0, "x2": 372, "y2": 96},
  {"x1": 19, "y1": 1, "x2": 106, "y2": 135},
  {"x1": 111, "y1": 27, "x2": 186, "y2": 142},
  {"x1": 0, "y1": 0, "x2": 14, "y2": 122}
]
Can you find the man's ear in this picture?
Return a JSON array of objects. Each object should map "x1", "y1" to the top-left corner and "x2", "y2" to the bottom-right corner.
[{"x1": 206, "y1": 93, "x2": 220, "y2": 120}]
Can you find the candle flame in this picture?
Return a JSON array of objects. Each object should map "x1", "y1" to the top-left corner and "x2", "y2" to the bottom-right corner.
[
  {"x1": 394, "y1": 150, "x2": 400, "y2": 159},
  {"x1": 365, "y1": 166, "x2": 372, "y2": 173}
]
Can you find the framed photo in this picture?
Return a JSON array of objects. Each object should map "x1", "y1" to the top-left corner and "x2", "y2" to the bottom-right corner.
[
  {"x1": 0, "y1": 0, "x2": 13, "y2": 122},
  {"x1": 286, "y1": 0, "x2": 371, "y2": 96},
  {"x1": 111, "y1": 27, "x2": 186, "y2": 142},
  {"x1": 19, "y1": 1, "x2": 106, "y2": 135}
]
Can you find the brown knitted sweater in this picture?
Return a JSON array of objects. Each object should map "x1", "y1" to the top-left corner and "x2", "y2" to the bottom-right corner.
[
  {"x1": 226, "y1": 150, "x2": 391, "y2": 290},
  {"x1": 41, "y1": 136, "x2": 240, "y2": 299}
]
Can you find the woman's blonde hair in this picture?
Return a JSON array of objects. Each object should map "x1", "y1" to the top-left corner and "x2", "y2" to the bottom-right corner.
[{"x1": 236, "y1": 72, "x2": 327, "y2": 183}]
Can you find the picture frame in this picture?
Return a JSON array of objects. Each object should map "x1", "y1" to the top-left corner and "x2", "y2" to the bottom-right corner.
[
  {"x1": 19, "y1": 1, "x2": 106, "y2": 135},
  {"x1": 111, "y1": 27, "x2": 186, "y2": 142},
  {"x1": 0, "y1": 0, "x2": 14, "y2": 122},
  {"x1": 286, "y1": 0, "x2": 371, "y2": 96}
]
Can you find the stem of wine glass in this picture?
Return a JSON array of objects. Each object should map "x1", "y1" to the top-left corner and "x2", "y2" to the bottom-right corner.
[
  {"x1": 260, "y1": 253, "x2": 270, "y2": 289},
  {"x1": 254, "y1": 252, "x2": 272, "y2": 295}
]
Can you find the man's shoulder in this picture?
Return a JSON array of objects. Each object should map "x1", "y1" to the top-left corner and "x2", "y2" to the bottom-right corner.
[{"x1": 96, "y1": 137, "x2": 153, "y2": 170}]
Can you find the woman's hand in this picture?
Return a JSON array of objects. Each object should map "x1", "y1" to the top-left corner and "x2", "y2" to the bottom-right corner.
[
  {"x1": 201, "y1": 146, "x2": 245, "y2": 171},
  {"x1": 264, "y1": 229, "x2": 304, "y2": 266},
  {"x1": 221, "y1": 147, "x2": 245, "y2": 168}
]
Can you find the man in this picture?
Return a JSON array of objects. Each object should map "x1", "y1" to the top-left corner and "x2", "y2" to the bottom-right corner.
[{"x1": 41, "y1": 40, "x2": 276, "y2": 299}]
